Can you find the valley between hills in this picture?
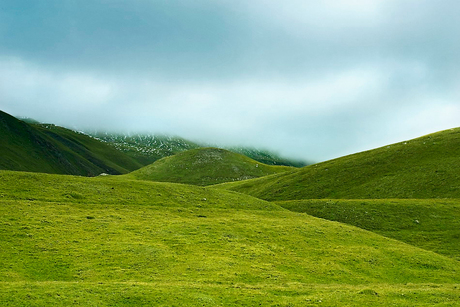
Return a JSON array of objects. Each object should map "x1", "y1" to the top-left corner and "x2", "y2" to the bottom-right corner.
[{"x1": 1, "y1": 109, "x2": 459, "y2": 306}]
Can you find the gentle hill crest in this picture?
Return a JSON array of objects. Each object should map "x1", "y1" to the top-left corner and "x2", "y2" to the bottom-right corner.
[
  {"x1": 218, "y1": 127, "x2": 460, "y2": 200},
  {"x1": 128, "y1": 147, "x2": 294, "y2": 186}
]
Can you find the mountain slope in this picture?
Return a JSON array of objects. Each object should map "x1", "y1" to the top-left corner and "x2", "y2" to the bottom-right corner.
[
  {"x1": 218, "y1": 127, "x2": 460, "y2": 200},
  {"x1": 91, "y1": 132, "x2": 310, "y2": 167},
  {"x1": 34, "y1": 124, "x2": 143, "y2": 173},
  {"x1": 90, "y1": 132, "x2": 201, "y2": 165},
  {"x1": 1, "y1": 170, "x2": 460, "y2": 305},
  {"x1": 226, "y1": 147, "x2": 309, "y2": 167},
  {"x1": 128, "y1": 147, "x2": 294, "y2": 185},
  {"x1": 0, "y1": 110, "x2": 141, "y2": 176}
]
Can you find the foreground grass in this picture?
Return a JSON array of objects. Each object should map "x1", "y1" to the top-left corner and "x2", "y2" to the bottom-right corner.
[
  {"x1": 1, "y1": 282, "x2": 459, "y2": 306},
  {"x1": 1, "y1": 170, "x2": 460, "y2": 305},
  {"x1": 277, "y1": 199, "x2": 460, "y2": 261}
]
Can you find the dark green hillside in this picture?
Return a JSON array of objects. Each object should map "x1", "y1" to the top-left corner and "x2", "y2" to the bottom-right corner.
[
  {"x1": 0, "y1": 110, "x2": 95, "y2": 175},
  {"x1": 128, "y1": 147, "x2": 294, "y2": 186},
  {"x1": 0, "y1": 110, "x2": 142, "y2": 176},
  {"x1": 277, "y1": 199, "x2": 460, "y2": 261},
  {"x1": 219, "y1": 128, "x2": 460, "y2": 200},
  {"x1": 34, "y1": 124, "x2": 142, "y2": 173},
  {"x1": 1, "y1": 170, "x2": 460, "y2": 305}
]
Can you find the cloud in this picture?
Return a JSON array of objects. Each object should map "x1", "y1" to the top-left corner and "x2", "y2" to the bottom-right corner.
[{"x1": 0, "y1": 1, "x2": 459, "y2": 161}]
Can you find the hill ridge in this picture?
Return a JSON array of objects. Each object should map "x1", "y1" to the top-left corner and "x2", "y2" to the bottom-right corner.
[{"x1": 218, "y1": 127, "x2": 460, "y2": 200}]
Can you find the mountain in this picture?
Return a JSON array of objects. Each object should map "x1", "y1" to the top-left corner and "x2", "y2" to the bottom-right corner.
[
  {"x1": 1, "y1": 170, "x2": 459, "y2": 305},
  {"x1": 226, "y1": 146, "x2": 309, "y2": 167},
  {"x1": 89, "y1": 132, "x2": 309, "y2": 167},
  {"x1": 0, "y1": 110, "x2": 142, "y2": 176},
  {"x1": 128, "y1": 147, "x2": 294, "y2": 186},
  {"x1": 218, "y1": 127, "x2": 460, "y2": 201},
  {"x1": 90, "y1": 132, "x2": 201, "y2": 165}
]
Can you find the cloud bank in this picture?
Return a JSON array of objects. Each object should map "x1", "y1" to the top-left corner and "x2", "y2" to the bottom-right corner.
[{"x1": 1, "y1": 0, "x2": 459, "y2": 161}]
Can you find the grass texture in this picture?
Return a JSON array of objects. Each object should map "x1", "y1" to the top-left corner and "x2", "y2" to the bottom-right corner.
[{"x1": 1, "y1": 170, "x2": 459, "y2": 306}]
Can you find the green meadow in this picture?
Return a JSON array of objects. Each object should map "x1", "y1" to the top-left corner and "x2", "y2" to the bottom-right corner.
[
  {"x1": 2, "y1": 121, "x2": 460, "y2": 305},
  {"x1": 1, "y1": 171, "x2": 460, "y2": 306}
]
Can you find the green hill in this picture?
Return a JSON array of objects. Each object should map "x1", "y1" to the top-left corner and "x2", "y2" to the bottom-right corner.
[
  {"x1": 128, "y1": 147, "x2": 294, "y2": 186},
  {"x1": 277, "y1": 199, "x2": 460, "y2": 261},
  {"x1": 218, "y1": 127, "x2": 460, "y2": 200},
  {"x1": 1, "y1": 170, "x2": 460, "y2": 306},
  {"x1": 34, "y1": 124, "x2": 143, "y2": 173},
  {"x1": 0, "y1": 110, "x2": 142, "y2": 176}
]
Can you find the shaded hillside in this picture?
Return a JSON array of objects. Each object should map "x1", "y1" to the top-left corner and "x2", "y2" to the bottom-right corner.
[
  {"x1": 1, "y1": 170, "x2": 460, "y2": 305},
  {"x1": 277, "y1": 199, "x2": 460, "y2": 261},
  {"x1": 219, "y1": 128, "x2": 460, "y2": 200},
  {"x1": 34, "y1": 124, "x2": 142, "y2": 173},
  {"x1": 128, "y1": 147, "x2": 294, "y2": 186},
  {"x1": 0, "y1": 110, "x2": 141, "y2": 176}
]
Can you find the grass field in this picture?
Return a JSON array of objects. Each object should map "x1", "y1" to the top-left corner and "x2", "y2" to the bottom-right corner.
[
  {"x1": 1, "y1": 170, "x2": 460, "y2": 306},
  {"x1": 276, "y1": 199, "x2": 460, "y2": 261}
]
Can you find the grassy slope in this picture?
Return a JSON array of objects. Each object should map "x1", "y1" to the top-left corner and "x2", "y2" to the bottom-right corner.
[
  {"x1": 218, "y1": 127, "x2": 460, "y2": 201},
  {"x1": 1, "y1": 170, "x2": 460, "y2": 306},
  {"x1": 277, "y1": 199, "x2": 460, "y2": 261},
  {"x1": 34, "y1": 124, "x2": 143, "y2": 174},
  {"x1": 0, "y1": 110, "x2": 142, "y2": 176},
  {"x1": 128, "y1": 147, "x2": 294, "y2": 186},
  {"x1": 0, "y1": 110, "x2": 96, "y2": 175}
]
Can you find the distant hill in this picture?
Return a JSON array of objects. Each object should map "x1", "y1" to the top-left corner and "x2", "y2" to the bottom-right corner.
[
  {"x1": 89, "y1": 132, "x2": 201, "y2": 165},
  {"x1": 0, "y1": 110, "x2": 142, "y2": 176},
  {"x1": 218, "y1": 127, "x2": 460, "y2": 200},
  {"x1": 128, "y1": 147, "x2": 294, "y2": 186},
  {"x1": 226, "y1": 147, "x2": 309, "y2": 167},
  {"x1": 91, "y1": 132, "x2": 309, "y2": 167}
]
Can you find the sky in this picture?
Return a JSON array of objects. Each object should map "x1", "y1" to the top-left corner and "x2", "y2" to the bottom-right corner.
[{"x1": 1, "y1": 0, "x2": 459, "y2": 162}]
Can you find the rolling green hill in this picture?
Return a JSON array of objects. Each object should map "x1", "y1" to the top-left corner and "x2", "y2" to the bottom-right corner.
[
  {"x1": 277, "y1": 199, "x2": 460, "y2": 261},
  {"x1": 128, "y1": 147, "x2": 294, "y2": 186},
  {"x1": 0, "y1": 110, "x2": 142, "y2": 176},
  {"x1": 34, "y1": 124, "x2": 143, "y2": 173},
  {"x1": 1, "y1": 170, "x2": 460, "y2": 306},
  {"x1": 218, "y1": 127, "x2": 460, "y2": 201}
]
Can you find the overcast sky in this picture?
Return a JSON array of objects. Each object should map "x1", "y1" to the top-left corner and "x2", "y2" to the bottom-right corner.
[{"x1": 1, "y1": 0, "x2": 459, "y2": 162}]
